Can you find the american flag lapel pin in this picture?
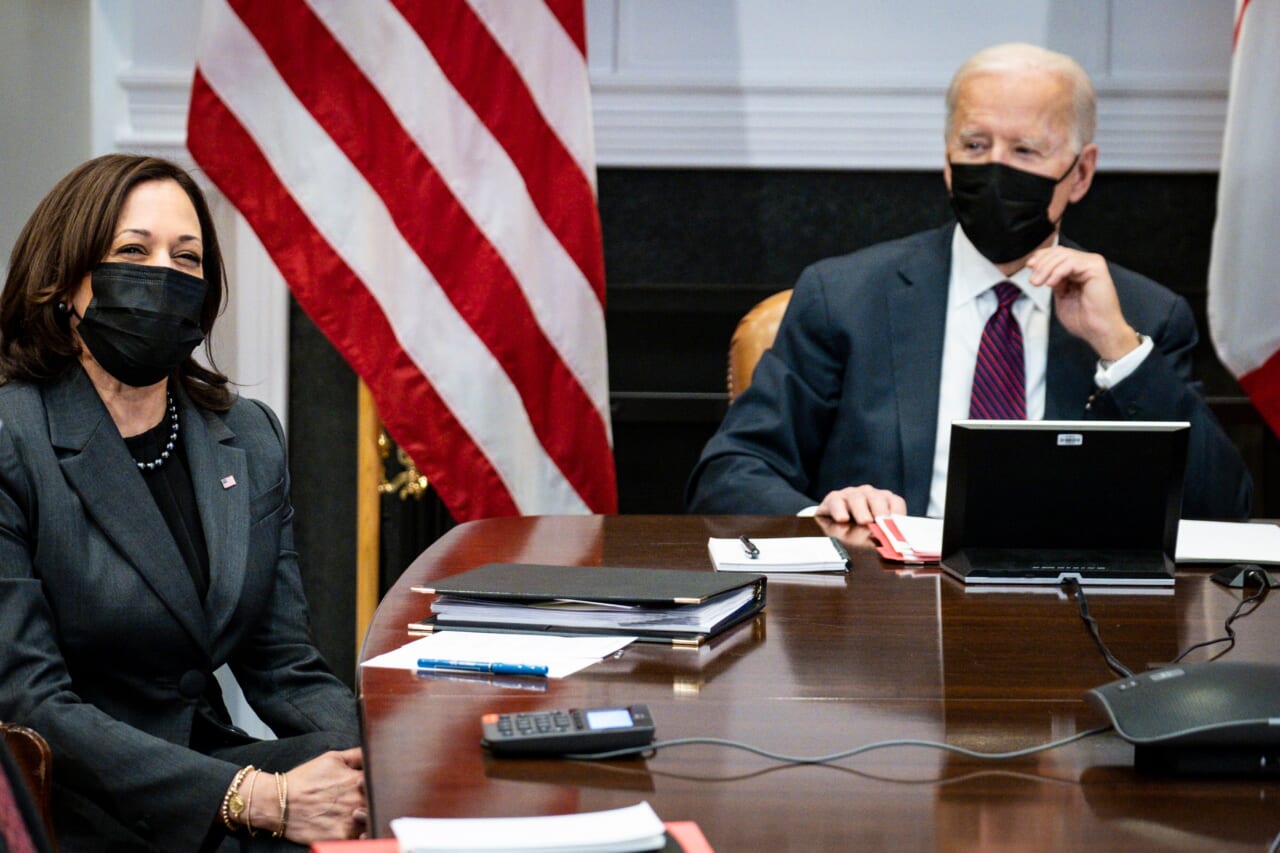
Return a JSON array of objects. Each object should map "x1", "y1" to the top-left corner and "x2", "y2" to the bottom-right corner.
[{"x1": 221, "y1": 475, "x2": 237, "y2": 490}]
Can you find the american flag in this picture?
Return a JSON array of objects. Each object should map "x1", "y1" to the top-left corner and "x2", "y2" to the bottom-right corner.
[
  {"x1": 187, "y1": 0, "x2": 617, "y2": 520},
  {"x1": 1209, "y1": 0, "x2": 1280, "y2": 437}
]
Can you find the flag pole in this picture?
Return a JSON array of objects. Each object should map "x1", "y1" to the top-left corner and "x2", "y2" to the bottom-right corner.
[{"x1": 356, "y1": 379, "x2": 382, "y2": 661}]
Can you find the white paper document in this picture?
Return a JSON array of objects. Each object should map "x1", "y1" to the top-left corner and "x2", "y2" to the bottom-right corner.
[
  {"x1": 360, "y1": 631, "x2": 635, "y2": 679},
  {"x1": 870, "y1": 516, "x2": 1280, "y2": 566},
  {"x1": 1175, "y1": 520, "x2": 1280, "y2": 564},
  {"x1": 390, "y1": 801, "x2": 667, "y2": 853},
  {"x1": 707, "y1": 536, "x2": 848, "y2": 572}
]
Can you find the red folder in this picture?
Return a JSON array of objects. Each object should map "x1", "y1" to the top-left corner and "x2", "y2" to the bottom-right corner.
[{"x1": 868, "y1": 517, "x2": 940, "y2": 563}]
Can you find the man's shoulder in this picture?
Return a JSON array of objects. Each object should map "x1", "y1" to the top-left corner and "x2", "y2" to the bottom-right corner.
[
  {"x1": 1060, "y1": 237, "x2": 1178, "y2": 300},
  {"x1": 801, "y1": 224, "x2": 952, "y2": 286},
  {"x1": 1108, "y1": 260, "x2": 1177, "y2": 300}
]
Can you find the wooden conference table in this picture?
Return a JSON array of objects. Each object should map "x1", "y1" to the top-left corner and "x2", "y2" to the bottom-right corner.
[{"x1": 357, "y1": 515, "x2": 1280, "y2": 851}]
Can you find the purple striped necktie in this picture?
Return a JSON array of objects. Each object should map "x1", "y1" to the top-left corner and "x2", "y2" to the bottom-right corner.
[{"x1": 969, "y1": 281, "x2": 1026, "y2": 420}]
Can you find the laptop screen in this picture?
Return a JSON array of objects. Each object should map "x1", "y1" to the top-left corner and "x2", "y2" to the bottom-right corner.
[{"x1": 941, "y1": 420, "x2": 1189, "y2": 558}]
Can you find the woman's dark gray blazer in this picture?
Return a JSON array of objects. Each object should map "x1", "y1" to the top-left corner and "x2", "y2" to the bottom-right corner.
[{"x1": 0, "y1": 366, "x2": 358, "y2": 850}]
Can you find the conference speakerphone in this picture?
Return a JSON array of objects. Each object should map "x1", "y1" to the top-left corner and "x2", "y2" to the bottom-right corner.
[
  {"x1": 481, "y1": 704, "x2": 656, "y2": 756},
  {"x1": 1086, "y1": 662, "x2": 1280, "y2": 776}
]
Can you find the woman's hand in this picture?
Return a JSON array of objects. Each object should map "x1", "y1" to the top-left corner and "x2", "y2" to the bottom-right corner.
[
  {"x1": 284, "y1": 747, "x2": 367, "y2": 843},
  {"x1": 243, "y1": 748, "x2": 367, "y2": 842}
]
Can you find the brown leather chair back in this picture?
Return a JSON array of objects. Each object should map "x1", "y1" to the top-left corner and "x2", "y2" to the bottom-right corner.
[
  {"x1": 727, "y1": 289, "x2": 793, "y2": 403},
  {"x1": 2, "y1": 721, "x2": 56, "y2": 848}
]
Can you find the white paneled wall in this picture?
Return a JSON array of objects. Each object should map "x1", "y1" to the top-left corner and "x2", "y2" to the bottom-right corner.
[{"x1": 585, "y1": 0, "x2": 1232, "y2": 170}]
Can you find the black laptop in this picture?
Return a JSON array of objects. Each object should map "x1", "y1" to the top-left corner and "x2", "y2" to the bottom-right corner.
[{"x1": 940, "y1": 420, "x2": 1189, "y2": 587}]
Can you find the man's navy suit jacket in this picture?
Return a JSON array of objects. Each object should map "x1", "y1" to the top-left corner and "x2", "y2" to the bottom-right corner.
[{"x1": 687, "y1": 224, "x2": 1252, "y2": 520}]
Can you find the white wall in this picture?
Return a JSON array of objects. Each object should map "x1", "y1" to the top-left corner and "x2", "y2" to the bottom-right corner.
[
  {"x1": 0, "y1": 1, "x2": 93, "y2": 269},
  {"x1": 585, "y1": 0, "x2": 1232, "y2": 170}
]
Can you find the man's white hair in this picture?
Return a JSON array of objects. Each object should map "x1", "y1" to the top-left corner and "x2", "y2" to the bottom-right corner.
[{"x1": 945, "y1": 42, "x2": 1097, "y2": 152}]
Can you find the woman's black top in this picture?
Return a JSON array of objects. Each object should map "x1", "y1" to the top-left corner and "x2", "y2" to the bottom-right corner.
[{"x1": 124, "y1": 415, "x2": 211, "y2": 601}]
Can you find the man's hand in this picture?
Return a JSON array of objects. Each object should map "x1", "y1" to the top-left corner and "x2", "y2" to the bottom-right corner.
[
  {"x1": 1025, "y1": 245, "x2": 1140, "y2": 361},
  {"x1": 815, "y1": 485, "x2": 906, "y2": 525},
  {"x1": 813, "y1": 516, "x2": 876, "y2": 552}
]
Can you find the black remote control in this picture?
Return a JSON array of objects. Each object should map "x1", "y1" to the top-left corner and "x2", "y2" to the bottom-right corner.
[{"x1": 481, "y1": 704, "x2": 656, "y2": 756}]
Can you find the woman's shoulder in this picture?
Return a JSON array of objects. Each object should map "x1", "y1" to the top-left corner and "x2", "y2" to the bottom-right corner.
[
  {"x1": 0, "y1": 379, "x2": 50, "y2": 430},
  {"x1": 201, "y1": 393, "x2": 286, "y2": 446},
  {"x1": 0, "y1": 378, "x2": 44, "y2": 404},
  {"x1": 0, "y1": 381, "x2": 51, "y2": 481}
]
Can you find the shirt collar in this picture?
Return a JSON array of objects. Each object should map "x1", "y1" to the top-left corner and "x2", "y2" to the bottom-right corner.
[{"x1": 949, "y1": 224, "x2": 1055, "y2": 314}]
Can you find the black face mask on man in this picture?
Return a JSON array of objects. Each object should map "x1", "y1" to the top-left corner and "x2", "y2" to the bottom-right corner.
[
  {"x1": 948, "y1": 157, "x2": 1079, "y2": 264},
  {"x1": 73, "y1": 262, "x2": 207, "y2": 388}
]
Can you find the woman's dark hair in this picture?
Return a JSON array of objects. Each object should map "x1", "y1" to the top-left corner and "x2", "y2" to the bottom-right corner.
[{"x1": 0, "y1": 153, "x2": 232, "y2": 410}]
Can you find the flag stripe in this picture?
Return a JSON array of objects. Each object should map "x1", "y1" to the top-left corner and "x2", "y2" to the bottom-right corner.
[
  {"x1": 192, "y1": 0, "x2": 604, "y2": 516},
  {"x1": 189, "y1": 72, "x2": 520, "y2": 519},
  {"x1": 466, "y1": 0, "x2": 598, "y2": 193},
  {"x1": 1209, "y1": 0, "x2": 1280, "y2": 438},
  {"x1": 309, "y1": 0, "x2": 610, "y2": 426},
  {"x1": 1233, "y1": 0, "x2": 1251, "y2": 48},
  {"x1": 391, "y1": 0, "x2": 606, "y2": 300},
  {"x1": 223, "y1": 0, "x2": 612, "y2": 512},
  {"x1": 536, "y1": 0, "x2": 587, "y2": 58},
  {"x1": 1241, "y1": 349, "x2": 1280, "y2": 438}
]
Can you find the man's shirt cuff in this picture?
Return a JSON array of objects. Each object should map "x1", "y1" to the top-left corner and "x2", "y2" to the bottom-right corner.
[{"x1": 1094, "y1": 334, "x2": 1153, "y2": 389}]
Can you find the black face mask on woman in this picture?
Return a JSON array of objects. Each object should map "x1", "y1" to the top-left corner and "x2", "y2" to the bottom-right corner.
[
  {"x1": 948, "y1": 156, "x2": 1078, "y2": 264},
  {"x1": 74, "y1": 262, "x2": 207, "y2": 388}
]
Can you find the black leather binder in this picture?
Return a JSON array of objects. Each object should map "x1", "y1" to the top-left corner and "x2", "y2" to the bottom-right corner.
[{"x1": 410, "y1": 562, "x2": 767, "y2": 646}]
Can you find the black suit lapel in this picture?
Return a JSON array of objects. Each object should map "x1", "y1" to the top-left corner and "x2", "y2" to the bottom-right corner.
[
  {"x1": 1044, "y1": 234, "x2": 1103, "y2": 418},
  {"x1": 1045, "y1": 311, "x2": 1099, "y2": 418},
  {"x1": 182, "y1": 397, "x2": 249, "y2": 642},
  {"x1": 887, "y1": 226, "x2": 952, "y2": 512},
  {"x1": 47, "y1": 371, "x2": 210, "y2": 652}
]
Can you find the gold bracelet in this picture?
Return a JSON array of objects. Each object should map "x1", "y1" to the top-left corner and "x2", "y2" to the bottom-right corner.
[
  {"x1": 273, "y1": 771, "x2": 289, "y2": 839},
  {"x1": 244, "y1": 769, "x2": 259, "y2": 837},
  {"x1": 219, "y1": 765, "x2": 254, "y2": 832}
]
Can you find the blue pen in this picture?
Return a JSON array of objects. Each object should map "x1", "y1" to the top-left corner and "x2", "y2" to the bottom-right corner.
[{"x1": 417, "y1": 658, "x2": 549, "y2": 677}]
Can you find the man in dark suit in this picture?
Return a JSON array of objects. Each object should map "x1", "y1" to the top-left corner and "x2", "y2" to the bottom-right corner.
[{"x1": 687, "y1": 42, "x2": 1251, "y2": 522}]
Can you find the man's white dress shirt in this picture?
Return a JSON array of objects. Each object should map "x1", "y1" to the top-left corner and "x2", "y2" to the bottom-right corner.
[{"x1": 925, "y1": 227, "x2": 1152, "y2": 516}]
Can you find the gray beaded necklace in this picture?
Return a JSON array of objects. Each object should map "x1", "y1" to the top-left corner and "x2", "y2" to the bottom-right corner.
[{"x1": 134, "y1": 393, "x2": 179, "y2": 471}]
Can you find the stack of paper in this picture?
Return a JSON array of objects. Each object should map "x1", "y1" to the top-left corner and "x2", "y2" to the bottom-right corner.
[
  {"x1": 860, "y1": 512, "x2": 1280, "y2": 563},
  {"x1": 869, "y1": 515, "x2": 942, "y2": 563},
  {"x1": 865, "y1": 517, "x2": 1280, "y2": 566},
  {"x1": 413, "y1": 563, "x2": 767, "y2": 645},
  {"x1": 707, "y1": 537, "x2": 849, "y2": 573},
  {"x1": 1175, "y1": 520, "x2": 1280, "y2": 563},
  {"x1": 430, "y1": 587, "x2": 758, "y2": 635},
  {"x1": 390, "y1": 802, "x2": 667, "y2": 852}
]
